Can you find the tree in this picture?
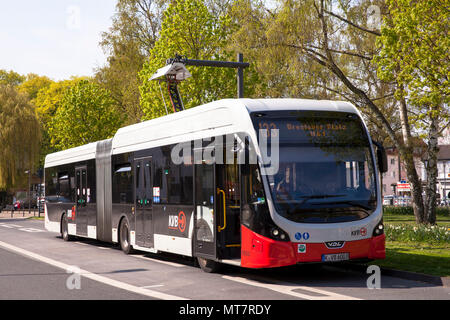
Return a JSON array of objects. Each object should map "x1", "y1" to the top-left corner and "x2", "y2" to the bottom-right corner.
[
  {"x1": 375, "y1": 0, "x2": 450, "y2": 224},
  {"x1": 96, "y1": 0, "x2": 167, "y2": 125},
  {"x1": 0, "y1": 69, "x2": 25, "y2": 87},
  {"x1": 138, "y1": 0, "x2": 237, "y2": 120},
  {"x1": 230, "y1": 0, "x2": 429, "y2": 223},
  {"x1": 17, "y1": 74, "x2": 53, "y2": 102},
  {"x1": 48, "y1": 80, "x2": 124, "y2": 150},
  {"x1": 33, "y1": 78, "x2": 85, "y2": 164},
  {"x1": 0, "y1": 85, "x2": 40, "y2": 190}
]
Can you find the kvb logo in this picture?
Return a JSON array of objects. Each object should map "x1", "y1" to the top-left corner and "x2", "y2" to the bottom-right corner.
[
  {"x1": 168, "y1": 211, "x2": 187, "y2": 233},
  {"x1": 178, "y1": 211, "x2": 186, "y2": 233},
  {"x1": 168, "y1": 215, "x2": 178, "y2": 229}
]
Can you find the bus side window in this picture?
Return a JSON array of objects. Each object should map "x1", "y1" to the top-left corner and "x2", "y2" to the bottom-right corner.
[{"x1": 113, "y1": 163, "x2": 133, "y2": 204}]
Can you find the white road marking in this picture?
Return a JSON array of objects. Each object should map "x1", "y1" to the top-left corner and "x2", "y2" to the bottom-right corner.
[
  {"x1": 0, "y1": 224, "x2": 24, "y2": 229},
  {"x1": 0, "y1": 223, "x2": 45, "y2": 233},
  {"x1": 19, "y1": 228, "x2": 45, "y2": 233},
  {"x1": 0, "y1": 240, "x2": 188, "y2": 300},
  {"x1": 75, "y1": 242, "x2": 90, "y2": 246},
  {"x1": 133, "y1": 254, "x2": 185, "y2": 268},
  {"x1": 223, "y1": 276, "x2": 361, "y2": 300},
  {"x1": 141, "y1": 285, "x2": 165, "y2": 289}
]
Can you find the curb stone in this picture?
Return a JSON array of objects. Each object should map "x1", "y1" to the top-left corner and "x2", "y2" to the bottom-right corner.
[{"x1": 339, "y1": 262, "x2": 449, "y2": 287}]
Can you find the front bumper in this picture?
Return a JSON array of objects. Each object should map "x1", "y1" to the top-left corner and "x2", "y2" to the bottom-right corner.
[{"x1": 241, "y1": 225, "x2": 385, "y2": 269}]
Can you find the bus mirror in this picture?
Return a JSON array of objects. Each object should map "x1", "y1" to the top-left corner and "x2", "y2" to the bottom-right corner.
[{"x1": 372, "y1": 141, "x2": 388, "y2": 174}]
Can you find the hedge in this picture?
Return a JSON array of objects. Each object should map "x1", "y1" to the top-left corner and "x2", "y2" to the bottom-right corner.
[{"x1": 383, "y1": 206, "x2": 450, "y2": 217}]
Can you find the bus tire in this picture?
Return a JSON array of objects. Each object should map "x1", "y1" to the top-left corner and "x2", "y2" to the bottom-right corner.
[
  {"x1": 197, "y1": 257, "x2": 221, "y2": 273},
  {"x1": 61, "y1": 213, "x2": 74, "y2": 242},
  {"x1": 119, "y1": 218, "x2": 134, "y2": 255}
]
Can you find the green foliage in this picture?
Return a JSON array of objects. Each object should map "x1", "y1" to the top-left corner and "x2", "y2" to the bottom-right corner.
[
  {"x1": 17, "y1": 74, "x2": 53, "y2": 102},
  {"x1": 139, "y1": 0, "x2": 236, "y2": 120},
  {"x1": 384, "y1": 206, "x2": 450, "y2": 217},
  {"x1": 34, "y1": 78, "x2": 85, "y2": 126},
  {"x1": 34, "y1": 78, "x2": 85, "y2": 164},
  {"x1": 0, "y1": 85, "x2": 40, "y2": 189},
  {"x1": 48, "y1": 80, "x2": 124, "y2": 150},
  {"x1": 0, "y1": 70, "x2": 25, "y2": 87},
  {"x1": 375, "y1": 0, "x2": 449, "y2": 108},
  {"x1": 96, "y1": 0, "x2": 168, "y2": 125}
]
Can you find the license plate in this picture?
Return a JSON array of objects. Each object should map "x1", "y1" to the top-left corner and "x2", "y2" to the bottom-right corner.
[{"x1": 322, "y1": 253, "x2": 350, "y2": 262}]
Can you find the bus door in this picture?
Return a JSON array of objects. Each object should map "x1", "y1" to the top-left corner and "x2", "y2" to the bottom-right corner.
[
  {"x1": 75, "y1": 167, "x2": 88, "y2": 236},
  {"x1": 134, "y1": 157, "x2": 153, "y2": 248},
  {"x1": 216, "y1": 162, "x2": 241, "y2": 260},
  {"x1": 194, "y1": 162, "x2": 217, "y2": 260}
]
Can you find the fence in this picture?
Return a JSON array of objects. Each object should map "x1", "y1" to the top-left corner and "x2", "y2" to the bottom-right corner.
[{"x1": 0, "y1": 206, "x2": 43, "y2": 218}]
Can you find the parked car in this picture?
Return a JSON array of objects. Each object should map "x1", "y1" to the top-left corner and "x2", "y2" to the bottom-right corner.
[
  {"x1": 394, "y1": 196, "x2": 411, "y2": 207},
  {"x1": 383, "y1": 195, "x2": 395, "y2": 206},
  {"x1": 439, "y1": 198, "x2": 449, "y2": 206}
]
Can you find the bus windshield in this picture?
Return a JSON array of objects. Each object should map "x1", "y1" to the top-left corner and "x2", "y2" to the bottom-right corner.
[{"x1": 252, "y1": 110, "x2": 377, "y2": 224}]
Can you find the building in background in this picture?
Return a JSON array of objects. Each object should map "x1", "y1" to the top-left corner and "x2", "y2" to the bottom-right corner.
[
  {"x1": 381, "y1": 147, "x2": 424, "y2": 198},
  {"x1": 437, "y1": 145, "x2": 450, "y2": 201},
  {"x1": 438, "y1": 128, "x2": 450, "y2": 145}
]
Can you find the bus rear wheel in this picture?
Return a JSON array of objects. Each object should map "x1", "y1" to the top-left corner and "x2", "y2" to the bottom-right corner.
[
  {"x1": 119, "y1": 219, "x2": 134, "y2": 255},
  {"x1": 197, "y1": 257, "x2": 221, "y2": 273}
]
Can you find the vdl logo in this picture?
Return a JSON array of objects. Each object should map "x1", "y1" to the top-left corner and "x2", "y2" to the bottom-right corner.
[{"x1": 295, "y1": 232, "x2": 310, "y2": 241}]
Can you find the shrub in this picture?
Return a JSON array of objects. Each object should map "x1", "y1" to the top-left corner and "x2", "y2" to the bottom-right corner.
[{"x1": 383, "y1": 206, "x2": 450, "y2": 217}]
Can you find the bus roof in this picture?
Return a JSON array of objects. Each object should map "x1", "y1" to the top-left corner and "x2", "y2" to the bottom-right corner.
[
  {"x1": 44, "y1": 142, "x2": 98, "y2": 169},
  {"x1": 111, "y1": 99, "x2": 357, "y2": 155},
  {"x1": 45, "y1": 99, "x2": 358, "y2": 168}
]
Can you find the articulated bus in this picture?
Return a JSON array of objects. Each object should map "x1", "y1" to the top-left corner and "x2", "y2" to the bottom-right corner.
[{"x1": 44, "y1": 99, "x2": 387, "y2": 272}]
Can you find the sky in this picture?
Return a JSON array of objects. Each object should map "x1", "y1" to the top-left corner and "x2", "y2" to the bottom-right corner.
[{"x1": 0, "y1": 0, "x2": 117, "y2": 81}]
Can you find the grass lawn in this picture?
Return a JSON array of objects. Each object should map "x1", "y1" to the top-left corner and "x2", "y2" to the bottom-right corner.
[
  {"x1": 375, "y1": 211, "x2": 450, "y2": 277},
  {"x1": 28, "y1": 216, "x2": 45, "y2": 221},
  {"x1": 384, "y1": 213, "x2": 450, "y2": 227},
  {"x1": 372, "y1": 241, "x2": 450, "y2": 277}
]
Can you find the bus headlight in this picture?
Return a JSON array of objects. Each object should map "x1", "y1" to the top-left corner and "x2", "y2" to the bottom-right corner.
[
  {"x1": 373, "y1": 220, "x2": 384, "y2": 237},
  {"x1": 270, "y1": 227, "x2": 289, "y2": 242}
]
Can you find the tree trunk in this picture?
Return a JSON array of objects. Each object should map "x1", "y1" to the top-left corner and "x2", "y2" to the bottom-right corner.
[
  {"x1": 424, "y1": 109, "x2": 439, "y2": 225},
  {"x1": 398, "y1": 95, "x2": 425, "y2": 224},
  {"x1": 403, "y1": 151, "x2": 425, "y2": 224}
]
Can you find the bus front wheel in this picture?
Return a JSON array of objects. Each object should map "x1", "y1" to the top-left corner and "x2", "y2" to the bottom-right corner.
[
  {"x1": 197, "y1": 257, "x2": 221, "y2": 273},
  {"x1": 61, "y1": 213, "x2": 74, "y2": 242},
  {"x1": 119, "y1": 219, "x2": 134, "y2": 255}
]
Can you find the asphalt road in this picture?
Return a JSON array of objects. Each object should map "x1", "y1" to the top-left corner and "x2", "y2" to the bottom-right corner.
[{"x1": 0, "y1": 218, "x2": 448, "y2": 301}]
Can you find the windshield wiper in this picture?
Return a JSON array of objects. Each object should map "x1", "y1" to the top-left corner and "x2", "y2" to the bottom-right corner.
[
  {"x1": 297, "y1": 194, "x2": 346, "y2": 206},
  {"x1": 285, "y1": 194, "x2": 346, "y2": 214},
  {"x1": 313, "y1": 200, "x2": 373, "y2": 210}
]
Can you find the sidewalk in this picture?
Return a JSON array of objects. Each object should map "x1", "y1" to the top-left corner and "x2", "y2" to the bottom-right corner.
[{"x1": 0, "y1": 210, "x2": 44, "y2": 220}]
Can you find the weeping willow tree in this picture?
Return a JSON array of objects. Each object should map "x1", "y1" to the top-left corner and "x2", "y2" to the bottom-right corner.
[{"x1": 0, "y1": 85, "x2": 41, "y2": 190}]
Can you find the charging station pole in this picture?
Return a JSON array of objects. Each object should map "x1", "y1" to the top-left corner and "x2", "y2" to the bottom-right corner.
[{"x1": 151, "y1": 53, "x2": 249, "y2": 113}]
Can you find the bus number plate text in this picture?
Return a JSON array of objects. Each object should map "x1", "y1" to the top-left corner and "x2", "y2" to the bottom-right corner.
[{"x1": 322, "y1": 253, "x2": 350, "y2": 262}]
